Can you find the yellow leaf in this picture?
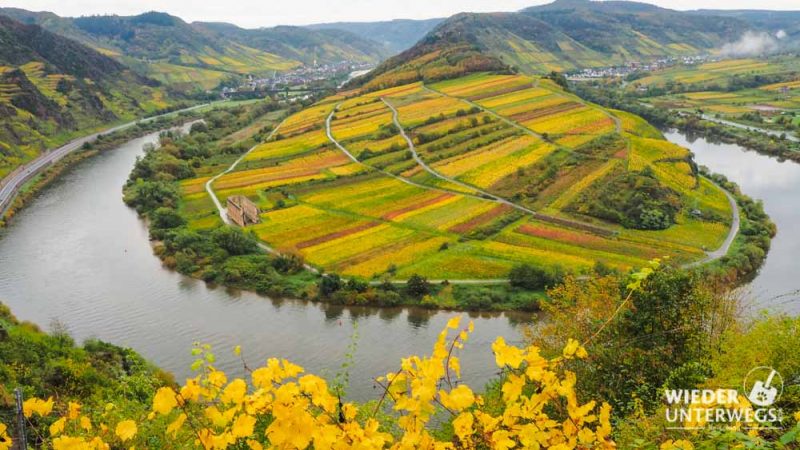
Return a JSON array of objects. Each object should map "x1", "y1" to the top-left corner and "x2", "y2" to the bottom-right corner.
[
  {"x1": 180, "y1": 377, "x2": 201, "y2": 402},
  {"x1": 577, "y1": 427, "x2": 595, "y2": 445},
  {"x1": 68, "y1": 402, "x2": 81, "y2": 419},
  {"x1": 231, "y1": 414, "x2": 256, "y2": 438},
  {"x1": 115, "y1": 420, "x2": 137, "y2": 442},
  {"x1": 501, "y1": 374, "x2": 525, "y2": 403},
  {"x1": 234, "y1": 345, "x2": 242, "y2": 356},
  {"x1": 492, "y1": 337, "x2": 524, "y2": 369},
  {"x1": 661, "y1": 440, "x2": 695, "y2": 450},
  {"x1": 208, "y1": 369, "x2": 228, "y2": 388},
  {"x1": 446, "y1": 315, "x2": 461, "y2": 329},
  {"x1": 0, "y1": 423, "x2": 10, "y2": 450},
  {"x1": 452, "y1": 412, "x2": 474, "y2": 441},
  {"x1": 440, "y1": 385, "x2": 475, "y2": 411},
  {"x1": 49, "y1": 417, "x2": 66, "y2": 436},
  {"x1": 167, "y1": 413, "x2": 187, "y2": 437},
  {"x1": 152, "y1": 387, "x2": 178, "y2": 415},
  {"x1": 22, "y1": 397, "x2": 53, "y2": 418},
  {"x1": 247, "y1": 440, "x2": 263, "y2": 450},
  {"x1": 221, "y1": 379, "x2": 247, "y2": 405}
]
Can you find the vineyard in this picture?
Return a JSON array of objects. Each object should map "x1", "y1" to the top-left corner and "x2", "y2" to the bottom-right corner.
[
  {"x1": 192, "y1": 73, "x2": 733, "y2": 280},
  {"x1": 634, "y1": 57, "x2": 800, "y2": 120}
]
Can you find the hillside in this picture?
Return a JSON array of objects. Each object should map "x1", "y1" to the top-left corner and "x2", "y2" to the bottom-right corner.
[
  {"x1": 307, "y1": 18, "x2": 444, "y2": 53},
  {"x1": 0, "y1": 15, "x2": 171, "y2": 179},
  {"x1": 0, "y1": 9, "x2": 301, "y2": 91},
  {"x1": 354, "y1": 0, "x2": 755, "y2": 89},
  {"x1": 193, "y1": 22, "x2": 390, "y2": 66},
  {"x1": 181, "y1": 72, "x2": 734, "y2": 280},
  {"x1": 0, "y1": 8, "x2": 396, "y2": 91},
  {"x1": 693, "y1": 9, "x2": 800, "y2": 40},
  {"x1": 522, "y1": 0, "x2": 745, "y2": 63}
]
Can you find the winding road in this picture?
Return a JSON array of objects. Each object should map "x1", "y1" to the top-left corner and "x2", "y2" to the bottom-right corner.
[
  {"x1": 207, "y1": 93, "x2": 742, "y2": 284},
  {"x1": 0, "y1": 102, "x2": 215, "y2": 216},
  {"x1": 382, "y1": 97, "x2": 539, "y2": 215}
]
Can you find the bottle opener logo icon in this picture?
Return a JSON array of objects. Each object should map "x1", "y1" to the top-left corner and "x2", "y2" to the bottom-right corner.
[{"x1": 745, "y1": 367, "x2": 783, "y2": 407}]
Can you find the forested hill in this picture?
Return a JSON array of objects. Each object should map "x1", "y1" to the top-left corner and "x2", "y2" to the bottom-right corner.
[
  {"x1": 0, "y1": 8, "x2": 395, "y2": 92},
  {"x1": 306, "y1": 18, "x2": 444, "y2": 53},
  {"x1": 0, "y1": 9, "x2": 302, "y2": 91},
  {"x1": 192, "y1": 22, "x2": 391, "y2": 65},
  {"x1": 0, "y1": 15, "x2": 170, "y2": 179},
  {"x1": 352, "y1": 0, "x2": 759, "y2": 90},
  {"x1": 691, "y1": 9, "x2": 800, "y2": 41}
]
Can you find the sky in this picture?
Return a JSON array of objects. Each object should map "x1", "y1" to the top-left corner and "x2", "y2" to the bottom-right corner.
[{"x1": 2, "y1": 0, "x2": 799, "y2": 28}]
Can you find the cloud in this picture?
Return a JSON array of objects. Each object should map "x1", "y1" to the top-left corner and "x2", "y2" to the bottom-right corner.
[{"x1": 720, "y1": 31, "x2": 780, "y2": 57}]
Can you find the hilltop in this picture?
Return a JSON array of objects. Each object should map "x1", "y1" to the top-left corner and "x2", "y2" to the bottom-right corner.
[
  {"x1": 0, "y1": 8, "x2": 389, "y2": 91},
  {"x1": 192, "y1": 22, "x2": 390, "y2": 66},
  {"x1": 307, "y1": 18, "x2": 444, "y2": 53},
  {"x1": 0, "y1": 15, "x2": 171, "y2": 179},
  {"x1": 167, "y1": 72, "x2": 736, "y2": 282},
  {"x1": 353, "y1": 0, "x2": 756, "y2": 89}
]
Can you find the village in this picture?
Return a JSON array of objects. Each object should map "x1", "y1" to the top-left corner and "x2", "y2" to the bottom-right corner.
[
  {"x1": 220, "y1": 60, "x2": 373, "y2": 99},
  {"x1": 567, "y1": 55, "x2": 713, "y2": 80}
]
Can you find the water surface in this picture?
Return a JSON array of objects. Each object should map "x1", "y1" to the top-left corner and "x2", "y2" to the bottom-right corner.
[
  {"x1": 665, "y1": 131, "x2": 800, "y2": 315},
  {"x1": 0, "y1": 129, "x2": 526, "y2": 399}
]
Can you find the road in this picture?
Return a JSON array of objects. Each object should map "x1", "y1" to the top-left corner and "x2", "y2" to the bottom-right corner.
[
  {"x1": 382, "y1": 97, "x2": 540, "y2": 216},
  {"x1": 203, "y1": 116, "x2": 322, "y2": 274},
  {"x1": 0, "y1": 102, "x2": 215, "y2": 215},
  {"x1": 684, "y1": 177, "x2": 741, "y2": 267},
  {"x1": 699, "y1": 113, "x2": 799, "y2": 142}
]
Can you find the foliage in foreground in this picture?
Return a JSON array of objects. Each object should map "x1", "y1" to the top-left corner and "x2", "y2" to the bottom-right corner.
[
  {"x1": 2, "y1": 263, "x2": 800, "y2": 449},
  {"x1": 7, "y1": 317, "x2": 615, "y2": 449}
]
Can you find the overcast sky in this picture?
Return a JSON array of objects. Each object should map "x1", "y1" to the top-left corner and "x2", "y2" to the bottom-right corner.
[{"x1": 2, "y1": 0, "x2": 799, "y2": 28}]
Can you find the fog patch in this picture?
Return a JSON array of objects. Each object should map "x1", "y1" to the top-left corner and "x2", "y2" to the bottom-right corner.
[{"x1": 720, "y1": 30, "x2": 786, "y2": 57}]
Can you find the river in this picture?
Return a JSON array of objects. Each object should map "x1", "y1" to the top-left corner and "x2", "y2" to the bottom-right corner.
[
  {"x1": 664, "y1": 131, "x2": 800, "y2": 315},
  {"x1": 0, "y1": 127, "x2": 527, "y2": 400},
  {"x1": 0, "y1": 127, "x2": 797, "y2": 400}
]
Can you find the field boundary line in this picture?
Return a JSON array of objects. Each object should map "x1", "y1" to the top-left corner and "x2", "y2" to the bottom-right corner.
[
  {"x1": 419, "y1": 85, "x2": 617, "y2": 237},
  {"x1": 203, "y1": 115, "x2": 322, "y2": 273},
  {"x1": 381, "y1": 97, "x2": 540, "y2": 216}
]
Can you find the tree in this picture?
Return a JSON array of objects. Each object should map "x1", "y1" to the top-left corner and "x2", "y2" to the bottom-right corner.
[
  {"x1": 149, "y1": 207, "x2": 185, "y2": 229},
  {"x1": 211, "y1": 227, "x2": 257, "y2": 256},
  {"x1": 509, "y1": 264, "x2": 563, "y2": 290},
  {"x1": 318, "y1": 274, "x2": 343, "y2": 298},
  {"x1": 405, "y1": 274, "x2": 431, "y2": 298}
]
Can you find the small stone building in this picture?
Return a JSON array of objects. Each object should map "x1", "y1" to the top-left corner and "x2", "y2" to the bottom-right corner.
[{"x1": 227, "y1": 195, "x2": 260, "y2": 227}]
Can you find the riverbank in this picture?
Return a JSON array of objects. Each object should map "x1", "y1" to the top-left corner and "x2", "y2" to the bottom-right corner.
[
  {"x1": 124, "y1": 101, "x2": 549, "y2": 311},
  {"x1": 0, "y1": 101, "x2": 223, "y2": 226},
  {"x1": 0, "y1": 121, "x2": 526, "y2": 395},
  {"x1": 0, "y1": 115, "x2": 203, "y2": 227},
  {"x1": 573, "y1": 83, "x2": 800, "y2": 164}
]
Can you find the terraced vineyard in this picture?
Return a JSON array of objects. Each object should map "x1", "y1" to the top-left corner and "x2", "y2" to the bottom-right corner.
[{"x1": 191, "y1": 73, "x2": 733, "y2": 280}]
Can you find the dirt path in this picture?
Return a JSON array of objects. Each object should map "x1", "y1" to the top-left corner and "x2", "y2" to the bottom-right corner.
[
  {"x1": 325, "y1": 105, "x2": 499, "y2": 201},
  {"x1": 203, "y1": 116, "x2": 321, "y2": 273},
  {"x1": 382, "y1": 97, "x2": 539, "y2": 215},
  {"x1": 684, "y1": 178, "x2": 740, "y2": 267},
  {"x1": 385, "y1": 93, "x2": 615, "y2": 236}
]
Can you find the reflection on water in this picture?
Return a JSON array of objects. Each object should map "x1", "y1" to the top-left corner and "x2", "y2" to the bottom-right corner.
[
  {"x1": 0, "y1": 129, "x2": 528, "y2": 400},
  {"x1": 665, "y1": 131, "x2": 800, "y2": 315}
]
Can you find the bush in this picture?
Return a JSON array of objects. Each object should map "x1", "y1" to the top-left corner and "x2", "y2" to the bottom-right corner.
[
  {"x1": 509, "y1": 264, "x2": 564, "y2": 290},
  {"x1": 405, "y1": 274, "x2": 431, "y2": 298}
]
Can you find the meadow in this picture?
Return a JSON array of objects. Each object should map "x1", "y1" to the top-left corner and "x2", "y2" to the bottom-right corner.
[
  {"x1": 192, "y1": 73, "x2": 733, "y2": 280},
  {"x1": 633, "y1": 57, "x2": 800, "y2": 130}
]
